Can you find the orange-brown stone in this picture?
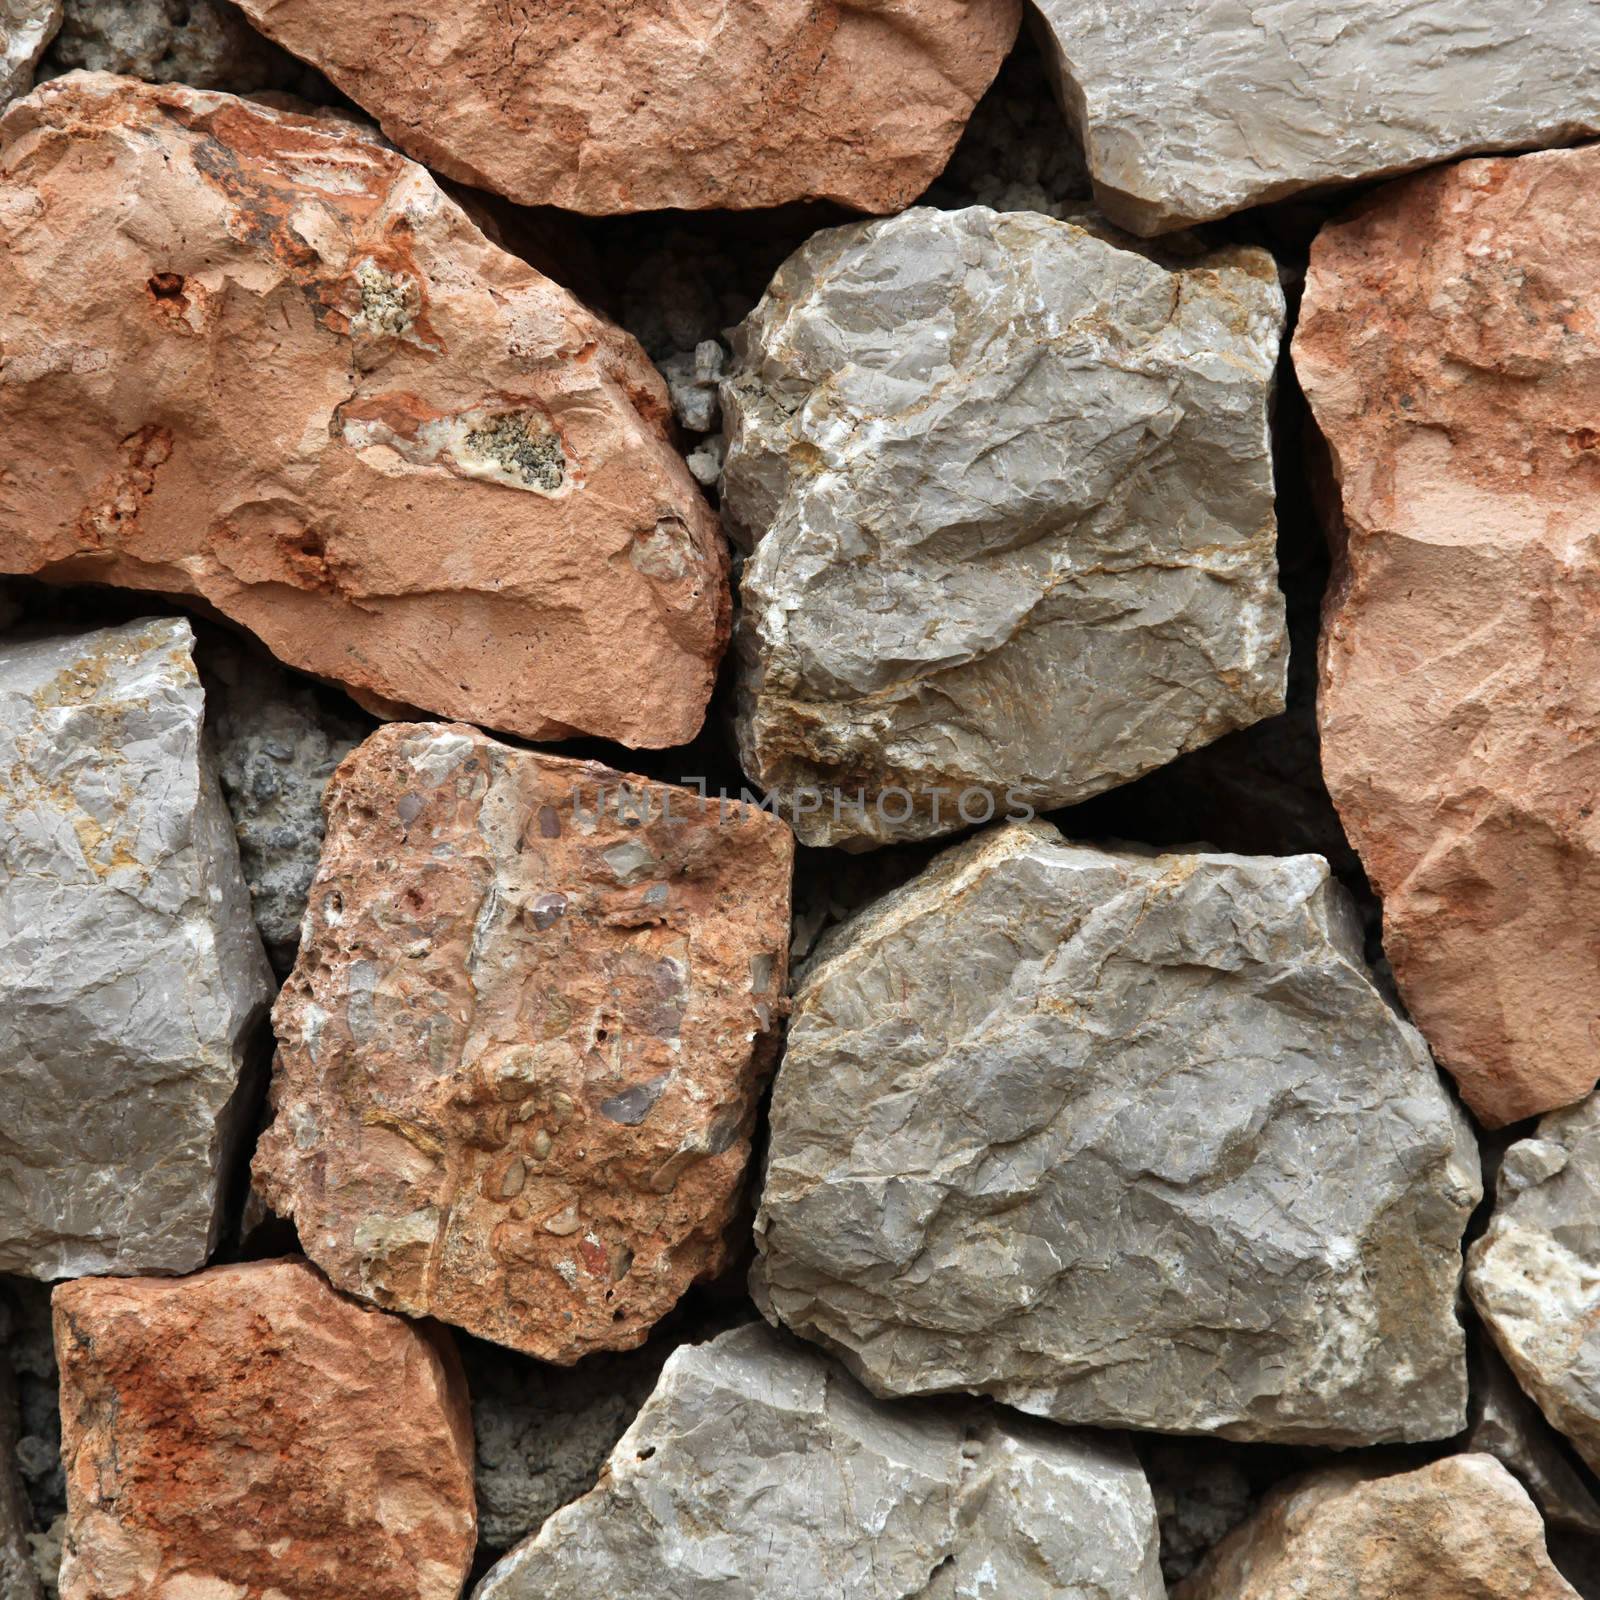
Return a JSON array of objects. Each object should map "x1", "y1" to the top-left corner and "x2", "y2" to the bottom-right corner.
[
  {"x1": 0, "y1": 73, "x2": 727, "y2": 748},
  {"x1": 1294, "y1": 144, "x2": 1600, "y2": 1127},
  {"x1": 53, "y1": 1258, "x2": 476, "y2": 1600},
  {"x1": 254, "y1": 723, "x2": 794, "y2": 1361}
]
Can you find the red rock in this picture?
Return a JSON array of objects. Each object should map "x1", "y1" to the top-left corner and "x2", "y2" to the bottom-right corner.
[
  {"x1": 253, "y1": 723, "x2": 794, "y2": 1361},
  {"x1": 1294, "y1": 145, "x2": 1600, "y2": 1128},
  {"x1": 0, "y1": 74, "x2": 727, "y2": 749},
  {"x1": 53, "y1": 1258, "x2": 476, "y2": 1600},
  {"x1": 233, "y1": 0, "x2": 1020, "y2": 214}
]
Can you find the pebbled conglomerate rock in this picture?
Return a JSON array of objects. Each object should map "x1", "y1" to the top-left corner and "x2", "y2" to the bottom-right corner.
[
  {"x1": 473, "y1": 1321, "x2": 1166, "y2": 1600},
  {"x1": 1035, "y1": 0, "x2": 1600, "y2": 235},
  {"x1": 1174, "y1": 1455, "x2": 1580, "y2": 1600},
  {"x1": 0, "y1": 618, "x2": 273, "y2": 1279},
  {"x1": 754, "y1": 820, "x2": 1480, "y2": 1443},
  {"x1": 0, "y1": 0, "x2": 57, "y2": 104},
  {"x1": 0, "y1": 74, "x2": 727, "y2": 749},
  {"x1": 1295, "y1": 143, "x2": 1600, "y2": 1126},
  {"x1": 54, "y1": 1259, "x2": 476, "y2": 1600},
  {"x1": 724, "y1": 206, "x2": 1287, "y2": 848},
  {"x1": 255, "y1": 722, "x2": 794, "y2": 1361}
]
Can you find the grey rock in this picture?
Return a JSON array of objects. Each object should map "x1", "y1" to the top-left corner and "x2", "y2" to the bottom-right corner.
[
  {"x1": 0, "y1": 0, "x2": 59, "y2": 105},
  {"x1": 0, "y1": 1280, "x2": 61, "y2": 1541},
  {"x1": 1034, "y1": 0, "x2": 1600, "y2": 235},
  {"x1": 0, "y1": 1343, "x2": 42, "y2": 1600},
  {"x1": 473, "y1": 1321, "x2": 1165, "y2": 1600},
  {"x1": 753, "y1": 820, "x2": 1480, "y2": 1443},
  {"x1": 0, "y1": 619, "x2": 274, "y2": 1279},
  {"x1": 1470, "y1": 1095, "x2": 1600, "y2": 1478},
  {"x1": 1143, "y1": 1440, "x2": 1257, "y2": 1586},
  {"x1": 723, "y1": 206, "x2": 1287, "y2": 848},
  {"x1": 27, "y1": 1518, "x2": 60, "y2": 1600},
  {"x1": 658, "y1": 340, "x2": 726, "y2": 437}
]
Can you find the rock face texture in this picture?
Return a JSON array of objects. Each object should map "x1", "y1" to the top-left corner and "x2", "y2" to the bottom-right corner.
[
  {"x1": 234, "y1": 0, "x2": 1019, "y2": 214},
  {"x1": 1295, "y1": 144, "x2": 1600, "y2": 1127},
  {"x1": 0, "y1": 618, "x2": 273, "y2": 1279},
  {"x1": 1174, "y1": 1455, "x2": 1580, "y2": 1600},
  {"x1": 53, "y1": 1259, "x2": 476, "y2": 1600},
  {"x1": 0, "y1": 74, "x2": 727, "y2": 749},
  {"x1": 754, "y1": 820, "x2": 1480, "y2": 1443},
  {"x1": 0, "y1": 0, "x2": 57, "y2": 104},
  {"x1": 724, "y1": 207, "x2": 1287, "y2": 847},
  {"x1": 255, "y1": 723, "x2": 794, "y2": 1361},
  {"x1": 1469, "y1": 1096, "x2": 1600, "y2": 1477},
  {"x1": 1035, "y1": 0, "x2": 1600, "y2": 235},
  {"x1": 474, "y1": 1321, "x2": 1165, "y2": 1600}
]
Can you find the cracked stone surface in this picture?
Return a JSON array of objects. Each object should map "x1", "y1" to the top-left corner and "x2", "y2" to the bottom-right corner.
[
  {"x1": 0, "y1": 618, "x2": 273, "y2": 1280},
  {"x1": 54, "y1": 1259, "x2": 476, "y2": 1600},
  {"x1": 1034, "y1": 0, "x2": 1600, "y2": 235},
  {"x1": 0, "y1": 74, "x2": 727, "y2": 749},
  {"x1": 254, "y1": 722, "x2": 794, "y2": 1361},
  {"x1": 234, "y1": 0, "x2": 1019, "y2": 214},
  {"x1": 1174, "y1": 1455, "x2": 1580, "y2": 1600},
  {"x1": 0, "y1": 0, "x2": 57, "y2": 105},
  {"x1": 473, "y1": 1321, "x2": 1165, "y2": 1600},
  {"x1": 1295, "y1": 143, "x2": 1600, "y2": 1127},
  {"x1": 753, "y1": 820, "x2": 1480, "y2": 1444},
  {"x1": 724, "y1": 206, "x2": 1287, "y2": 848}
]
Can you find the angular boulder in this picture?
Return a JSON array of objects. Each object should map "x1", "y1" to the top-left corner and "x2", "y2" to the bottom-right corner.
[
  {"x1": 1468, "y1": 1095, "x2": 1600, "y2": 1477},
  {"x1": 0, "y1": 74, "x2": 727, "y2": 749},
  {"x1": 1034, "y1": 0, "x2": 1600, "y2": 235},
  {"x1": 1174, "y1": 1455, "x2": 1579, "y2": 1600},
  {"x1": 473, "y1": 1321, "x2": 1165, "y2": 1600},
  {"x1": 0, "y1": 617, "x2": 273, "y2": 1279},
  {"x1": 753, "y1": 820, "x2": 1480, "y2": 1443},
  {"x1": 234, "y1": 0, "x2": 1020, "y2": 214},
  {"x1": 724, "y1": 207, "x2": 1287, "y2": 848},
  {"x1": 53, "y1": 1259, "x2": 476, "y2": 1600},
  {"x1": 254, "y1": 722, "x2": 794, "y2": 1360},
  {"x1": 0, "y1": 0, "x2": 58, "y2": 104},
  {"x1": 1294, "y1": 144, "x2": 1600, "y2": 1126}
]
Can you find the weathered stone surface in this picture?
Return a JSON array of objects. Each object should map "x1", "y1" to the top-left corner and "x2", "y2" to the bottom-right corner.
[
  {"x1": 0, "y1": 74, "x2": 727, "y2": 749},
  {"x1": 235, "y1": 0, "x2": 1019, "y2": 214},
  {"x1": 1469, "y1": 1095, "x2": 1600, "y2": 1478},
  {"x1": 0, "y1": 618, "x2": 273, "y2": 1279},
  {"x1": 724, "y1": 206, "x2": 1287, "y2": 848},
  {"x1": 54, "y1": 1259, "x2": 476, "y2": 1600},
  {"x1": 1036, "y1": 0, "x2": 1600, "y2": 235},
  {"x1": 754, "y1": 820, "x2": 1479, "y2": 1443},
  {"x1": 474, "y1": 1321, "x2": 1164, "y2": 1600},
  {"x1": 255, "y1": 722, "x2": 794, "y2": 1361},
  {"x1": 0, "y1": 0, "x2": 57, "y2": 105},
  {"x1": 1294, "y1": 144, "x2": 1600, "y2": 1126},
  {"x1": 1174, "y1": 1455, "x2": 1579, "y2": 1600}
]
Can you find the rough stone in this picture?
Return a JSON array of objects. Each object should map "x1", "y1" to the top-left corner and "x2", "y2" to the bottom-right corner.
[
  {"x1": 234, "y1": 0, "x2": 1019, "y2": 214},
  {"x1": 0, "y1": 1343, "x2": 42, "y2": 1600},
  {"x1": 1143, "y1": 1440, "x2": 1258, "y2": 1587},
  {"x1": 53, "y1": 1259, "x2": 476, "y2": 1600},
  {"x1": 1469, "y1": 1095, "x2": 1600, "y2": 1478},
  {"x1": 0, "y1": 618, "x2": 273, "y2": 1279},
  {"x1": 724, "y1": 206, "x2": 1287, "y2": 848},
  {"x1": 0, "y1": 74, "x2": 728, "y2": 749},
  {"x1": 1294, "y1": 143, "x2": 1600, "y2": 1126},
  {"x1": 254, "y1": 722, "x2": 794, "y2": 1361},
  {"x1": 474, "y1": 1321, "x2": 1165, "y2": 1600},
  {"x1": 0, "y1": 0, "x2": 57, "y2": 105},
  {"x1": 1035, "y1": 0, "x2": 1600, "y2": 235},
  {"x1": 753, "y1": 820, "x2": 1480, "y2": 1443},
  {"x1": 1174, "y1": 1455, "x2": 1580, "y2": 1600},
  {"x1": 0, "y1": 1281, "x2": 62, "y2": 1544}
]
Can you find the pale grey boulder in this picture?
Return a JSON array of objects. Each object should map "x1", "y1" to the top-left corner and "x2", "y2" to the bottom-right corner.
[
  {"x1": 723, "y1": 206, "x2": 1287, "y2": 848},
  {"x1": 473, "y1": 1321, "x2": 1165, "y2": 1600},
  {"x1": 0, "y1": 619, "x2": 274, "y2": 1279},
  {"x1": 1, "y1": 0, "x2": 59, "y2": 105},
  {"x1": 1034, "y1": 0, "x2": 1600, "y2": 235},
  {"x1": 1469, "y1": 1096, "x2": 1600, "y2": 1478},
  {"x1": 753, "y1": 820, "x2": 1480, "y2": 1444}
]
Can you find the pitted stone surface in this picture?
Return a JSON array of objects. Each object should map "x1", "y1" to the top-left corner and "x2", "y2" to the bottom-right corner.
[
  {"x1": 724, "y1": 206, "x2": 1286, "y2": 848},
  {"x1": 1035, "y1": 0, "x2": 1600, "y2": 234},
  {"x1": 0, "y1": 618, "x2": 273, "y2": 1280},
  {"x1": 473, "y1": 1321, "x2": 1165, "y2": 1600},
  {"x1": 754, "y1": 820, "x2": 1479, "y2": 1443},
  {"x1": 254, "y1": 722, "x2": 794, "y2": 1361},
  {"x1": 0, "y1": 0, "x2": 57, "y2": 104},
  {"x1": 0, "y1": 74, "x2": 727, "y2": 749}
]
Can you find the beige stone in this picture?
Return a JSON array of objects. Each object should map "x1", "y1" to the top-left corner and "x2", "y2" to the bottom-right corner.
[
  {"x1": 1294, "y1": 144, "x2": 1600, "y2": 1127},
  {"x1": 254, "y1": 723, "x2": 794, "y2": 1361},
  {"x1": 0, "y1": 73, "x2": 726, "y2": 749}
]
